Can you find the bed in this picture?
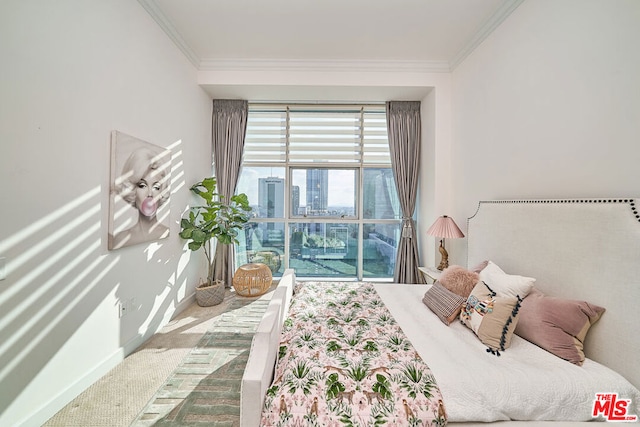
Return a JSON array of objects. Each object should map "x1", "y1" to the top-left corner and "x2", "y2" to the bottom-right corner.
[{"x1": 241, "y1": 199, "x2": 640, "y2": 426}]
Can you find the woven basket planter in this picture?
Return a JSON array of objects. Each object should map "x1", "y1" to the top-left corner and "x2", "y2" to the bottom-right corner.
[
  {"x1": 195, "y1": 279, "x2": 226, "y2": 307},
  {"x1": 233, "y1": 263, "x2": 272, "y2": 297}
]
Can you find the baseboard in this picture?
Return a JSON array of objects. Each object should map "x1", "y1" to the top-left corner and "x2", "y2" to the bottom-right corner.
[{"x1": 18, "y1": 292, "x2": 196, "y2": 427}]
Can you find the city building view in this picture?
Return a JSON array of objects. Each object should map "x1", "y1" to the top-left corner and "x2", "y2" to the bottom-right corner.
[{"x1": 235, "y1": 167, "x2": 401, "y2": 279}]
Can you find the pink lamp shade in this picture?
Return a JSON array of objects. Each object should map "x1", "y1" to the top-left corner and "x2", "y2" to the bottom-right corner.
[{"x1": 426, "y1": 215, "x2": 465, "y2": 239}]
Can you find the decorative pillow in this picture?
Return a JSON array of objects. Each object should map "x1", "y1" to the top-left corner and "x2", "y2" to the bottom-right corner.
[
  {"x1": 460, "y1": 281, "x2": 522, "y2": 355},
  {"x1": 423, "y1": 283, "x2": 467, "y2": 325},
  {"x1": 470, "y1": 260, "x2": 489, "y2": 273},
  {"x1": 514, "y1": 288, "x2": 605, "y2": 365},
  {"x1": 479, "y1": 261, "x2": 535, "y2": 299},
  {"x1": 438, "y1": 265, "x2": 479, "y2": 298}
]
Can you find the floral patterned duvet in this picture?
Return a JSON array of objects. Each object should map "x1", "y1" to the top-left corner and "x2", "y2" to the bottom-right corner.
[{"x1": 260, "y1": 282, "x2": 447, "y2": 426}]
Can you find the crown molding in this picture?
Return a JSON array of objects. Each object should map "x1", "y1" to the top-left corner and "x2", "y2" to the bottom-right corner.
[
  {"x1": 139, "y1": 0, "x2": 523, "y2": 74},
  {"x1": 198, "y1": 58, "x2": 451, "y2": 74},
  {"x1": 137, "y1": 0, "x2": 200, "y2": 68},
  {"x1": 450, "y1": 0, "x2": 525, "y2": 70}
]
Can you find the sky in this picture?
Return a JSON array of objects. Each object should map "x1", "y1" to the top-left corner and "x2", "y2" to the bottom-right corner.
[{"x1": 238, "y1": 167, "x2": 356, "y2": 208}]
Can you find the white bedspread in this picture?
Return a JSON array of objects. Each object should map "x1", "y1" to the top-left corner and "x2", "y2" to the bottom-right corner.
[{"x1": 374, "y1": 284, "x2": 640, "y2": 423}]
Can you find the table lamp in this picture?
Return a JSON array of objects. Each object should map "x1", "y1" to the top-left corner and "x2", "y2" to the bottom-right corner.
[{"x1": 427, "y1": 215, "x2": 465, "y2": 271}]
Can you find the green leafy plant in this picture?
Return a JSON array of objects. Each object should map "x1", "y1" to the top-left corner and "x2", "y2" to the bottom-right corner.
[
  {"x1": 400, "y1": 363, "x2": 436, "y2": 399},
  {"x1": 363, "y1": 340, "x2": 378, "y2": 352},
  {"x1": 179, "y1": 177, "x2": 251, "y2": 285},
  {"x1": 345, "y1": 363, "x2": 368, "y2": 383},
  {"x1": 372, "y1": 374, "x2": 392, "y2": 400},
  {"x1": 286, "y1": 361, "x2": 316, "y2": 395},
  {"x1": 325, "y1": 373, "x2": 345, "y2": 399},
  {"x1": 326, "y1": 340, "x2": 341, "y2": 353}
]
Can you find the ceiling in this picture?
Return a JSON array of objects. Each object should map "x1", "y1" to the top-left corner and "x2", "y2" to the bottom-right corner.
[{"x1": 138, "y1": 0, "x2": 524, "y2": 100}]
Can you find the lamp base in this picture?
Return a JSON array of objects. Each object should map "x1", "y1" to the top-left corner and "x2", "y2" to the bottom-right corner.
[{"x1": 437, "y1": 240, "x2": 449, "y2": 271}]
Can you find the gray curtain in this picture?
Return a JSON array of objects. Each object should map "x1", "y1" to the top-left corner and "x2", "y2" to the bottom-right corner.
[
  {"x1": 211, "y1": 99, "x2": 249, "y2": 287},
  {"x1": 386, "y1": 101, "x2": 425, "y2": 284}
]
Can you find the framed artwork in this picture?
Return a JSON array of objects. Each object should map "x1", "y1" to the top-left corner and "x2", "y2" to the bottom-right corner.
[{"x1": 108, "y1": 131, "x2": 171, "y2": 250}]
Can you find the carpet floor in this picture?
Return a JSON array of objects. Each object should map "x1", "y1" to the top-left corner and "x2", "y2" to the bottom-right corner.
[{"x1": 44, "y1": 288, "x2": 273, "y2": 427}]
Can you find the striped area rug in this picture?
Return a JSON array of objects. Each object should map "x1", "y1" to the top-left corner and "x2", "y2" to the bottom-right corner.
[{"x1": 132, "y1": 296, "x2": 270, "y2": 426}]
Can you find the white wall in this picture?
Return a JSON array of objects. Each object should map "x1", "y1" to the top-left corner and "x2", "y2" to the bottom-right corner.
[
  {"x1": 417, "y1": 80, "x2": 454, "y2": 269},
  {"x1": 0, "y1": 1, "x2": 212, "y2": 426},
  {"x1": 449, "y1": 0, "x2": 640, "y2": 264}
]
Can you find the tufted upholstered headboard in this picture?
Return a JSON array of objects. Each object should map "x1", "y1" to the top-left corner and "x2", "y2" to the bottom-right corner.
[{"x1": 466, "y1": 199, "x2": 640, "y2": 389}]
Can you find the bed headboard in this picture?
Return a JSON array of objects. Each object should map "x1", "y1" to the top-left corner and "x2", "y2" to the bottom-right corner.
[{"x1": 467, "y1": 199, "x2": 640, "y2": 389}]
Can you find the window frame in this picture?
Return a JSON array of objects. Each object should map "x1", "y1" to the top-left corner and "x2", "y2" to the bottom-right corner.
[{"x1": 238, "y1": 104, "x2": 401, "y2": 281}]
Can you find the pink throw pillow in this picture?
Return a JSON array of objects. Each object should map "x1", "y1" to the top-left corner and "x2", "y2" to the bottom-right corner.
[
  {"x1": 438, "y1": 265, "x2": 479, "y2": 298},
  {"x1": 514, "y1": 288, "x2": 605, "y2": 365}
]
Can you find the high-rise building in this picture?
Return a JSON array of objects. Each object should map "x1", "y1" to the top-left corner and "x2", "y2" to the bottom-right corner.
[
  {"x1": 291, "y1": 185, "x2": 300, "y2": 215},
  {"x1": 258, "y1": 177, "x2": 284, "y2": 218},
  {"x1": 306, "y1": 169, "x2": 328, "y2": 214}
]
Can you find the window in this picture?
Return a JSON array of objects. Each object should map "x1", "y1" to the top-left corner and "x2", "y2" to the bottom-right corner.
[
  {"x1": 291, "y1": 168, "x2": 357, "y2": 217},
  {"x1": 235, "y1": 104, "x2": 401, "y2": 280}
]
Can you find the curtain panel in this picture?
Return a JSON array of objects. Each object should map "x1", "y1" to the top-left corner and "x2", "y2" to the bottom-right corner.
[
  {"x1": 386, "y1": 101, "x2": 425, "y2": 284},
  {"x1": 211, "y1": 99, "x2": 249, "y2": 287}
]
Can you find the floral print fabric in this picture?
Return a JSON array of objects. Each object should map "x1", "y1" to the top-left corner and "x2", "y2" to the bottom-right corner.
[{"x1": 260, "y1": 282, "x2": 447, "y2": 426}]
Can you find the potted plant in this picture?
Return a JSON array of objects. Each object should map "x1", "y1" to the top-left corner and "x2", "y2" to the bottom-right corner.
[{"x1": 179, "y1": 177, "x2": 252, "y2": 306}]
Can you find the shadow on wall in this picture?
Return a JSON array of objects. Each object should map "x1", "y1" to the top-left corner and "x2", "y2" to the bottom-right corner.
[
  {"x1": 0, "y1": 185, "x2": 117, "y2": 415},
  {"x1": 113, "y1": 139, "x2": 197, "y2": 359},
  {"x1": 0, "y1": 138, "x2": 198, "y2": 418}
]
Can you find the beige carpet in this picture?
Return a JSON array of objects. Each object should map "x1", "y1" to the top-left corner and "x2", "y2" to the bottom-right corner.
[{"x1": 44, "y1": 288, "x2": 267, "y2": 427}]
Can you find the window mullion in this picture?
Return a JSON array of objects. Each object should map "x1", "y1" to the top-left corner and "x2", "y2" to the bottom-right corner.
[
  {"x1": 357, "y1": 108, "x2": 365, "y2": 280},
  {"x1": 284, "y1": 108, "x2": 291, "y2": 270}
]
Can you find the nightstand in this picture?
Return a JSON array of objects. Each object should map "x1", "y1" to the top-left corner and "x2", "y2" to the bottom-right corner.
[{"x1": 418, "y1": 266, "x2": 441, "y2": 284}]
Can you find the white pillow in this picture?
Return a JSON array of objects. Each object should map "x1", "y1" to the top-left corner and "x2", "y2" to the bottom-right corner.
[{"x1": 479, "y1": 261, "x2": 535, "y2": 299}]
